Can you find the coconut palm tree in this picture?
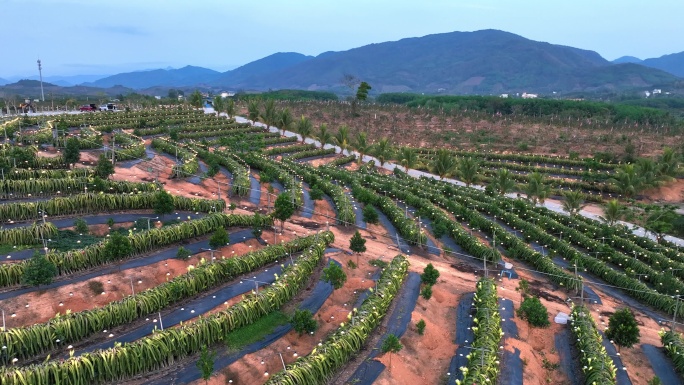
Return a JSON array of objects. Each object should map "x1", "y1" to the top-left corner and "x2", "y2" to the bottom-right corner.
[
  {"x1": 455, "y1": 157, "x2": 481, "y2": 187},
  {"x1": 260, "y1": 99, "x2": 277, "y2": 131},
  {"x1": 656, "y1": 147, "x2": 680, "y2": 181},
  {"x1": 334, "y1": 125, "x2": 351, "y2": 155},
  {"x1": 524, "y1": 172, "x2": 551, "y2": 205},
  {"x1": 609, "y1": 164, "x2": 643, "y2": 199},
  {"x1": 561, "y1": 190, "x2": 586, "y2": 216},
  {"x1": 398, "y1": 147, "x2": 419, "y2": 173},
  {"x1": 247, "y1": 99, "x2": 260, "y2": 124},
  {"x1": 636, "y1": 158, "x2": 659, "y2": 189},
  {"x1": 278, "y1": 108, "x2": 294, "y2": 136},
  {"x1": 295, "y1": 116, "x2": 312, "y2": 143},
  {"x1": 489, "y1": 169, "x2": 517, "y2": 196},
  {"x1": 599, "y1": 199, "x2": 623, "y2": 226},
  {"x1": 315, "y1": 124, "x2": 332, "y2": 149},
  {"x1": 372, "y1": 137, "x2": 394, "y2": 167},
  {"x1": 354, "y1": 132, "x2": 371, "y2": 164},
  {"x1": 430, "y1": 149, "x2": 457, "y2": 180}
]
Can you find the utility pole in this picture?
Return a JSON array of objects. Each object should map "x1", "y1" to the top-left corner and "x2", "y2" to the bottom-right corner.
[
  {"x1": 37, "y1": 59, "x2": 45, "y2": 102},
  {"x1": 673, "y1": 296, "x2": 681, "y2": 331},
  {"x1": 111, "y1": 135, "x2": 115, "y2": 165}
]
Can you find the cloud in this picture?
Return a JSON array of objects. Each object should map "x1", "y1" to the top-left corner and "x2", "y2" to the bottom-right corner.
[{"x1": 99, "y1": 24, "x2": 149, "y2": 36}]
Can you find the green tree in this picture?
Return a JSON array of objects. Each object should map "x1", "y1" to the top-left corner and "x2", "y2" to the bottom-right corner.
[
  {"x1": 356, "y1": 81, "x2": 372, "y2": 102},
  {"x1": 489, "y1": 168, "x2": 517, "y2": 196},
  {"x1": 278, "y1": 108, "x2": 294, "y2": 136},
  {"x1": 398, "y1": 147, "x2": 420, "y2": 173},
  {"x1": 644, "y1": 206, "x2": 677, "y2": 244},
  {"x1": 416, "y1": 319, "x2": 426, "y2": 335},
  {"x1": 226, "y1": 99, "x2": 236, "y2": 119},
  {"x1": 290, "y1": 309, "x2": 318, "y2": 336},
  {"x1": 64, "y1": 137, "x2": 81, "y2": 165},
  {"x1": 196, "y1": 345, "x2": 216, "y2": 385},
  {"x1": 656, "y1": 147, "x2": 680, "y2": 180},
  {"x1": 247, "y1": 99, "x2": 260, "y2": 124},
  {"x1": 21, "y1": 251, "x2": 57, "y2": 286},
  {"x1": 295, "y1": 116, "x2": 313, "y2": 143},
  {"x1": 153, "y1": 189, "x2": 175, "y2": 217},
  {"x1": 455, "y1": 157, "x2": 481, "y2": 187},
  {"x1": 600, "y1": 199, "x2": 623, "y2": 226},
  {"x1": 381, "y1": 334, "x2": 403, "y2": 370},
  {"x1": 636, "y1": 158, "x2": 660, "y2": 190},
  {"x1": 515, "y1": 278, "x2": 530, "y2": 302},
  {"x1": 176, "y1": 246, "x2": 192, "y2": 260},
  {"x1": 212, "y1": 95, "x2": 225, "y2": 117},
  {"x1": 103, "y1": 231, "x2": 132, "y2": 260},
  {"x1": 333, "y1": 125, "x2": 351, "y2": 155},
  {"x1": 609, "y1": 164, "x2": 643, "y2": 198},
  {"x1": 605, "y1": 308, "x2": 640, "y2": 351},
  {"x1": 94, "y1": 153, "x2": 115, "y2": 179},
  {"x1": 273, "y1": 192, "x2": 296, "y2": 231},
  {"x1": 189, "y1": 90, "x2": 203, "y2": 108},
  {"x1": 524, "y1": 172, "x2": 551, "y2": 205},
  {"x1": 430, "y1": 149, "x2": 457, "y2": 180},
  {"x1": 420, "y1": 285, "x2": 433, "y2": 300},
  {"x1": 322, "y1": 260, "x2": 347, "y2": 293},
  {"x1": 209, "y1": 227, "x2": 229, "y2": 249},
  {"x1": 421, "y1": 263, "x2": 440, "y2": 286},
  {"x1": 315, "y1": 124, "x2": 332, "y2": 149},
  {"x1": 260, "y1": 99, "x2": 278, "y2": 131},
  {"x1": 372, "y1": 137, "x2": 394, "y2": 167},
  {"x1": 362, "y1": 205, "x2": 379, "y2": 224},
  {"x1": 349, "y1": 230, "x2": 367, "y2": 265},
  {"x1": 516, "y1": 297, "x2": 550, "y2": 327},
  {"x1": 561, "y1": 190, "x2": 586, "y2": 216},
  {"x1": 353, "y1": 132, "x2": 371, "y2": 164}
]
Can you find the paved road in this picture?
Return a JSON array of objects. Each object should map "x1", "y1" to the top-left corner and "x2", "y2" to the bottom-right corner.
[{"x1": 0, "y1": 229, "x2": 254, "y2": 300}]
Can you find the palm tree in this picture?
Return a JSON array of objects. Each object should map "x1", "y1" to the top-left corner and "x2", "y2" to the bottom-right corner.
[
  {"x1": 372, "y1": 137, "x2": 394, "y2": 167},
  {"x1": 315, "y1": 124, "x2": 332, "y2": 149},
  {"x1": 455, "y1": 157, "x2": 481, "y2": 187},
  {"x1": 295, "y1": 116, "x2": 312, "y2": 143},
  {"x1": 398, "y1": 147, "x2": 420, "y2": 173},
  {"x1": 225, "y1": 99, "x2": 236, "y2": 120},
  {"x1": 524, "y1": 172, "x2": 551, "y2": 205},
  {"x1": 278, "y1": 108, "x2": 294, "y2": 136},
  {"x1": 212, "y1": 96, "x2": 225, "y2": 118},
  {"x1": 635, "y1": 158, "x2": 659, "y2": 189},
  {"x1": 247, "y1": 99, "x2": 260, "y2": 124},
  {"x1": 260, "y1": 99, "x2": 277, "y2": 131},
  {"x1": 609, "y1": 164, "x2": 643, "y2": 199},
  {"x1": 656, "y1": 147, "x2": 680, "y2": 181},
  {"x1": 334, "y1": 125, "x2": 351, "y2": 155},
  {"x1": 599, "y1": 199, "x2": 623, "y2": 226},
  {"x1": 561, "y1": 190, "x2": 586, "y2": 216},
  {"x1": 489, "y1": 169, "x2": 517, "y2": 196},
  {"x1": 430, "y1": 149, "x2": 457, "y2": 180},
  {"x1": 354, "y1": 132, "x2": 371, "y2": 164}
]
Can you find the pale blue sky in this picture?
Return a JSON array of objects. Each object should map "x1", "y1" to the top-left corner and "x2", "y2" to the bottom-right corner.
[{"x1": 1, "y1": 0, "x2": 682, "y2": 77}]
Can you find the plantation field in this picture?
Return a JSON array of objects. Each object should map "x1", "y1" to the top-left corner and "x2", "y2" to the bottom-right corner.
[{"x1": 0, "y1": 106, "x2": 682, "y2": 385}]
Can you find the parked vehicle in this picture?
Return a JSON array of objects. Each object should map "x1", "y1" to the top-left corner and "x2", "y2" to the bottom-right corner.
[
  {"x1": 99, "y1": 103, "x2": 118, "y2": 111},
  {"x1": 79, "y1": 104, "x2": 97, "y2": 112}
]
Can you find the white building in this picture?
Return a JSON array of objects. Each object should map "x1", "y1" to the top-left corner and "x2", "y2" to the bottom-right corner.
[{"x1": 521, "y1": 93, "x2": 538, "y2": 99}]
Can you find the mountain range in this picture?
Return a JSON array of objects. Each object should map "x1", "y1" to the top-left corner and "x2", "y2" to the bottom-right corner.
[{"x1": 2, "y1": 29, "x2": 683, "y2": 96}]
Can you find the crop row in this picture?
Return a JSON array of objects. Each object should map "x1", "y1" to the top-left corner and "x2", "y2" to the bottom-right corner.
[
  {"x1": 0, "y1": 231, "x2": 333, "y2": 384},
  {"x1": 151, "y1": 138, "x2": 199, "y2": 178},
  {"x1": 570, "y1": 305, "x2": 617, "y2": 384},
  {"x1": 1, "y1": 231, "x2": 322, "y2": 363},
  {"x1": 266, "y1": 254, "x2": 409, "y2": 384}
]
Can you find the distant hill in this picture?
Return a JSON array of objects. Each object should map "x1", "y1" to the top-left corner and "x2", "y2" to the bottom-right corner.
[
  {"x1": 612, "y1": 56, "x2": 643, "y2": 64},
  {"x1": 0, "y1": 77, "x2": 7, "y2": 86},
  {"x1": 0, "y1": 79, "x2": 133, "y2": 98},
  {"x1": 232, "y1": 30, "x2": 679, "y2": 94},
  {"x1": 641, "y1": 51, "x2": 684, "y2": 78},
  {"x1": 214, "y1": 52, "x2": 313, "y2": 88},
  {"x1": 84, "y1": 65, "x2": 220, "y2": 88}
]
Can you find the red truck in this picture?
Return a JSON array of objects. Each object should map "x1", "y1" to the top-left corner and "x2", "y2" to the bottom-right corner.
[{"x1": 79, "y1": 104, "x2": 97, "y2": 112}]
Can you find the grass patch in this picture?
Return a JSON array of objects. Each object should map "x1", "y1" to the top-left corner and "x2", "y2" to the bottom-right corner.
[
  {"x1": 369, "y1": 259, "x2": 388, "y2": 268},
  {"x1": 48, "y1": 230, "x2": 103, "y2": 252},
  {"x1": 0, "y1": 244, "x2": 34, "y2": 254},
  {"x1": 223, "y1": 311, "x2": 289, "y2": 350}
]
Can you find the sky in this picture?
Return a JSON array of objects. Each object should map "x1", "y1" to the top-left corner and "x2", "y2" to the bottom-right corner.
[{"x1": 1, "y1": 0, "x2": 682, "y2": 78}]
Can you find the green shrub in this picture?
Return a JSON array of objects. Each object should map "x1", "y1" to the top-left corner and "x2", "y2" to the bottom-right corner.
[
  {"x1": 416, "y1": 319, "x2": 426, "y2": 335},
  {"x1": 420, "y1": 285, "x2": 433, "y2": 300},
  {"x1": 74, "y1": 218, "x2": 89, "y2": 234},
  {"x1": 516, "y1": 297, "x2": 550, "y2": 327},
  {"x1": 362, "y1": 205, "x2": 379, "y2": 224}
]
